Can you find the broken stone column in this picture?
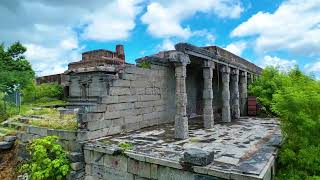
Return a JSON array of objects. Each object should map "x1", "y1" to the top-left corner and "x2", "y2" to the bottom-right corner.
[
  {"x1": 169, "y1": 52, "x2": 190, "y2": 139},
  {"x1": 221, "y1": 66, "x2": 231, "y2": 122},
  {"x1": 202, "y1": 61, "x2": 214, "y2": 128},
  {"x1": 239, "y1": 71, "x2": 248, "y2": 116},
  {"x1": 230, "y1": 68, "x2": 240, "y2": 120}
]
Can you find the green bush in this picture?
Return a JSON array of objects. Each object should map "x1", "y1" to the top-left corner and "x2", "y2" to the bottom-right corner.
[
  {"x1": 23, "y1": 83, "x2": 63, "y2": 103},
  {"x1": 19, "y1": 136, "x2": 70, "y2": 180},
  {"x1": 138, "y1": 61, "x2": 151, "y2": 69},
  {"x1": 249, "y1": 67, "x2": 320, "y2": 179}
]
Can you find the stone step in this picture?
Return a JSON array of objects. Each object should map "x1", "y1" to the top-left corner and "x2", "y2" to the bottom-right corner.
[{"x1": 4, "y1": 121, "x2": 27, "y2": 130}]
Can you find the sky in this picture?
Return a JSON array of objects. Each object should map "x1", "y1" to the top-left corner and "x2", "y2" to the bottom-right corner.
[{"x1": 1, "y1": 0, "x2": 320, "y2": 78}]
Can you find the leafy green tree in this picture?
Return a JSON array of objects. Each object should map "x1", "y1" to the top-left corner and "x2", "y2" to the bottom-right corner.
[
  {"x1": 249, "y1": 67, "x2": 320, "y2": 179},
  {"x1": 0, "y1": 42, "x2": 35, "y2": 93}
]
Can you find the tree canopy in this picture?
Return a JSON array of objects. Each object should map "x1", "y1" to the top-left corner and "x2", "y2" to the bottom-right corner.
[
  {"x1": 0, "y1": 42, "x2": 35, "y2": 93},
  {"x1": 249, "y1": 66, "x2": 320, "y2": 179}
]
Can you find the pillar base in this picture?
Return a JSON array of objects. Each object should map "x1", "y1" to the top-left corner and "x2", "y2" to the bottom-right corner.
[{"x1": 174, "y1": 116, "x2": 189, "y2": 139}]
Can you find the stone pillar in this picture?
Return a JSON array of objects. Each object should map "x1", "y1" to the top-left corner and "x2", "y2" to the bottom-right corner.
[
  {"x1": 221, "y1": 66, "x2": 231, "y2": 122},
  {"x1": 230, "y1": 68, "x2": 240, "y2": 120},
  {"x1": 202, "y1": 61, "x2": 214, "y2": 129},
  {"x1": 169, "y1": 52, "x2": 190, "y2": 139},
  {"x1": 239, "y1": 71, "x2": 247, "y2": 116}
]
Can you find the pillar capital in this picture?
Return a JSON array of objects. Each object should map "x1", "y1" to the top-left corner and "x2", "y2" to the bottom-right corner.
[
  {"x1": 169, "y1": 51, "x2": 190, "y2": 66},
  {"x1": 230, "y1": 68, "x2": 239, "y2": 76},
  {"x1": 202, "y1": 60, "x2": 215, "y2": 69},
  {"x1": 240, "y1": 71, "x2": 247, "y2": 77},
  {"x1": 220, "y1": 65, "x2": 230, "y2": 74}
]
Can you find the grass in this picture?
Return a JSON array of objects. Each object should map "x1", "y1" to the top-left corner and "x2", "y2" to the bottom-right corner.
[
  {"x1": 5, "y1": 100, "x2": 76, "y2": 131},
  {"x1": 24, "y1": 108, "x2": 77, "y2": 130}
]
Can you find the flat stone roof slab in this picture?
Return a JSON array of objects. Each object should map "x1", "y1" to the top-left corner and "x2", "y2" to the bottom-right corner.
[{"x1": 85, "y1": 117, "x2": 282, "y2": 179}]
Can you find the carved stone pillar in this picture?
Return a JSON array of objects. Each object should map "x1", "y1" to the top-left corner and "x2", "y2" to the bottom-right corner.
[
  {"x1": 230, "y1": 68, "x2": 240, "y2": 120},
  {"x1": 239, "y1": 71, "x2": 247, "y2": 116},
  {"x1": 221, "y1": 66, "x2": 231, "y2": 122},
  {"x1": 202, "y1": 61, "x2": 214, "y2": 128},
  {"x1": 169, "y1": 52, "x2": 190, "y2": 139}
]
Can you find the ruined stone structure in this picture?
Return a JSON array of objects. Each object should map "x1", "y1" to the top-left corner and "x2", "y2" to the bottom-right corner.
[
  {"x1": 64, "y1": 43, "x2": 261, "y2": 141},
  {"x1": 38, "y1": 43, "x2": 282, "y2": 180}
]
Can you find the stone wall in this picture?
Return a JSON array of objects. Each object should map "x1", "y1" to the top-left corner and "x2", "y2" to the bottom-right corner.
[
  {"x1": 78, "y1": 64, "x2": 176, "y2": 141},
  {"x1": 16, "y1": 125, "x2": 85, "y2": 180},
  {"x1": 83, "y1": 144, "x2": 276, "y2": 180},
  {"x1": 69, "y1": 72, "x2": 113, "y2": 98},
  {"x1": 83, "y1": 145, "x2": 218, "y2": 180}
]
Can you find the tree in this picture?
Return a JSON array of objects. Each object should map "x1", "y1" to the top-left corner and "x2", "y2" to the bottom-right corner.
[{"x1": 0, "y1": 42, "x2": 35, "y2": 93}]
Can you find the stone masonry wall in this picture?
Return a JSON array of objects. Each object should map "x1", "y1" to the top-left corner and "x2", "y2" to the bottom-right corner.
[
  {"x1": 83, "y1": 146, "x2": 224, "y2": 180},
  {"x1": 79, "y1": 64, "x2": 176, "y2": 141}
]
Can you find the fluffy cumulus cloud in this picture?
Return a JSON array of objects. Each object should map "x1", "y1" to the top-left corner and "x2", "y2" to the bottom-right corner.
[
  {"x1": 0, "y1": 0, "x2": 142, "y2": 76},
  {"x1": 261, "y1": 55, "x2": 297, "y2": 71},
  {"x1": 82, "y1": 0, "x2": 143, "y2": 41},
  {"x1": 158, "y1": 39, "x2": 175, "y2": 51},
  {"x1": 224, "y1": 41, "x2": 246, "y2": 56},
  {"x1": 141, "y1": 0, "x2": 243, "y2": 39},
  {"x1": 231, "y1": 0, "x2": 320, "y2": 56}
]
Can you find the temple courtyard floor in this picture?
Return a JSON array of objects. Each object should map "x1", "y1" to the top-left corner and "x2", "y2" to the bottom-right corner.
[{"x1": 84, "y1": 117, "x2": 282, "y2": 180}]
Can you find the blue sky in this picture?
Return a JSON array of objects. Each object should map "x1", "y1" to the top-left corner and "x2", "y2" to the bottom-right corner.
[{"x1": 0, "y1": 0, "x2": 319, "y2": 77}]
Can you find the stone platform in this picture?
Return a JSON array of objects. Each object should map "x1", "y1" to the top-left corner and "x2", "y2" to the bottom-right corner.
[{"x1": 84, "y1": 117, "x2": 282, "y2": 180}]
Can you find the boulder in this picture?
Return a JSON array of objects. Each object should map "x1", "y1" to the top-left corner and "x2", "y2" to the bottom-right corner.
[
  {"x1": 4, "y1": 135, "x2": 17, "y2": 142},
  {"x1": 0, "y1": 141, "x2": 13, "y2": 150},
  {"x1": 183, "y1": 148, "x2": 214, "y2": 166}
]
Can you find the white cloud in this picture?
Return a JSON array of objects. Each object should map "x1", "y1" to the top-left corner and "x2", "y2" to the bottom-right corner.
[
  {"x1": 82, "y1": 0, "x2": 143, "y2": 41},
  {"x1": 0, "y1": 0, "x2": 142, "y2": 76},
  {"x1": 141, "y1": 0, "x2": 243, "y2": 38},
  {"x1": 231, "y1": 0, "x2": 320, "y2": 56},
  {"x1": 261, "y1": 55, "x2": 297, "y2": 72},
  {"x1": 224, "y1": 41, "x2": 246, "y2": 56},
  {"x1": 158, "y1": 39, "x2": 175, "y2": 51},
  {"x1": 304, "y1": 61, "x2": 320, "y2": 73}
]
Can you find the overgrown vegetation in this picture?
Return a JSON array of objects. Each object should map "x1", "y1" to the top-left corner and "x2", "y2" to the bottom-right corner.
[
  {"x1": 138, "y1": 61, "x2": 151, "y2": 69},
  {"x1": 0, "y1": 42, "x2": 65, "y2": 123},
  {"x1": 249, "y1": 66, "x2": 320, "y2": 179},
  {"x1": 118, "y1": 141, "x2": 134, "y2": 151},
  {"x1": 23, "y1": 83, "x2": 64, "y2": 103},
  {"x1": 19, "y1": 136, "x2": 70, "y2": 180}
]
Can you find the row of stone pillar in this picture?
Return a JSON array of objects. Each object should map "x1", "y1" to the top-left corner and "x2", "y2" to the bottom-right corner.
[{"x1": 170, "y1": 52, "x2": 250, "y2": 139}]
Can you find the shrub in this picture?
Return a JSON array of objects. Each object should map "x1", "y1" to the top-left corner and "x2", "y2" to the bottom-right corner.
[
  {"x1": 19, "y1": 136, "x2": 70, "y2": 180},
  {"x1": 138, "y1": 61, "x2": 151, "y2": 69},
  {"x1": 250, "y1": 67, "x2": 320, "y2": 179},
  {"x1": 23, "y1": 83, "x2": 63, "y2": 103}
]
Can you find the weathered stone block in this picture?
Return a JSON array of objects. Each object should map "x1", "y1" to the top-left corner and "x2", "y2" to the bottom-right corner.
[
  {"x1": 130, "y1": 88, "x2": 145, "y2": 95},
  {"x1": 139, "y1": 95, "x2": 160, "y2": 102},
  {"x1": 103, "y1": 154, "x2": 128, "y2": 172},
  {"x1": 183, "y1": 148, "x2": 214, "y2": 166},
  {"x1": 107, "y1": 103, "x2": 134, "y2": 111},
  {"x1": 71, "y1": 162, "x2": 84, "y2": 171},
  {"x1": 69, "y1": 152, "x2": 84, "y2": 162},
  {"x1": 28, "y1": 126, "x2": 47, "y2": 136},
  {"x1": 101, "y1": 96, "x2": 119, "y2": 104},
  {"x1": 110, "y1": 87, "x2": 131, "y2": 96},
  {"x1": 127, "y1": 158, "x2": 151, "y2": 178},
  {"x1": 112, "y1": 80, "x2": 131, "y2": 87}
]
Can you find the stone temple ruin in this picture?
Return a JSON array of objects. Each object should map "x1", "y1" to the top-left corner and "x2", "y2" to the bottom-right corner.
[
  {"x1": 64, "y1": 43, "x2": 261, "y2": 140},
  {"x1": 16, "y1": 43, "x2": 282, "y2": 180}
]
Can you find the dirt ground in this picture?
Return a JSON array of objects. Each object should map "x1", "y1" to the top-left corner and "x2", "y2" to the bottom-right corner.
[{"x1": 0, "y1": 145, "x2": 18, "y2": 180}]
